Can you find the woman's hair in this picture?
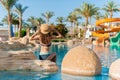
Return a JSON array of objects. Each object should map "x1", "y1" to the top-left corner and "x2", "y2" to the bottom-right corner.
[{"x1": 39, "y1": 31, "x2": 52, "y2": 44}]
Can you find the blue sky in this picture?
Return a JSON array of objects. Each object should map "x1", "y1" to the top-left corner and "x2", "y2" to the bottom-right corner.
[{"x1": 0, "y1": 0, "x2": 120, "y2": 25}]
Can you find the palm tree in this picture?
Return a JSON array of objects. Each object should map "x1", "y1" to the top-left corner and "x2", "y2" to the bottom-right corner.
[
  {"x1": 2, "y1": 13, "x2": 19, "y2": 33},
  {"x1": 27, "y1": 16, "x2": 36, "y2": 26},
  {"x1": 103, "y1": 12, "x2": 109, "y2": 19},
  {"x1": 11, "y1": 13, "x2": 19, "y2": 33},
  {"x1": 22, "y1": 22, "x2": 31, "y2": 37},
  {"x1": 27, "y1": 16, "x2": 45, "y2": 25},
  {"x1": 74, "y1": 3, "x2": 91, "y2": 26},
  {"x1": 70, "y1": 12, "x2": 81, "y2": 26},
  {"x1": 102, "y1": 1, "x2": 119, "y2": 18},
  {"x1": 74, "y1": 3, "x2": 99, "y2": 39},
  {"x1": 27, "y1": 16, "x2": 37, "y2": 31},
  {"x1": 14, "y1": 3, "x2": 28, "y2": 37},
  {"x1": 67, "y1": 15, "x2": 74, "y2": 28},
  {"x1": 35, "y1": 17, "x2": 45, "y2": 26},
  {"x1": 0, "y1": 0, "x2": 18, "y2": 39},
  {"x1": 56, "y1": 17, "x2": 65, "y2": 24},
  {"x1": 2, "y1": 16, "x2": 8, "y2": 24},
  {"x1": 67, "y1": 12, "x2": 81, "y2": 36},
  {"x1": 93, "y1": 12, "x2": 103, "y2": 20},
  {"x1": 89, "y1": 4, "x2": 99, "y2": 24},
  {"x1": 27, "y1": 16, "x2": 45, "y2": 32},
  {"x1": 75, "y1": 3, "x2": 99, "y2": 26},
  {"x1": 41, "y1": 11, "x2": 54, "y2": 24}
]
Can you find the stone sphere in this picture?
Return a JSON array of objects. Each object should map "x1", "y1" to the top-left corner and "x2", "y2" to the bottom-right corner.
[
  {"x1": 62, "y1": 46, "x2": 101, "y2": 76},
  {"x1": 109, "y1": 59, "x2": 120, "y2": 80}
]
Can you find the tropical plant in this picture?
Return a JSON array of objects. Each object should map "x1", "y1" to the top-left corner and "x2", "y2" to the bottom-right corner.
[
  {"x1": 15, "y1": 29, "x2": 26, "y2": 37},
  {"x1": 0, "y1": 0, "x2": 18, "y2": 39},
  {"x1": 93, "y1": 12, "x2": 103, "y2": 20},
  {"x1": 56, "y1": 17, "x2": 65, "y2": 24},
  {"x1": 74, "y1": 2, "x2": 99, "y2": 39},
  {"x1": 2, "y1": 13, "x2": 19, "y2": 34},
  {"x1": 103, "y1": 12, "x2": 109, "y2": 18},
  {"x1": 27, "y1": 16, "x2": 45, "y2": 32},
  {"x1": 102, "y1": 1, "x2": 119, "y2": 18},
  {"x1": 22, "y1": 22, "x2": 31, "y2": 37},
  {"x1": 35, "y1": 17, "x2": 45, "y2": 26},
  {"x1": 89, "y1": 4, "x2": 99, "y2": 24},
  {"x1": 41, "y1": 11, "x2": 54, "y2": 23},
  {"x1": 54, "y1": 24, "x2": 68, "y2": 37},
  {"x1": 75, "y1": 3, "x2": 99, "y2": 26},
  {"x1": 67, "y1": 12, "x2": 81, "y2": 36},
  {"x1": 27, "y1": 16, "x2": 37, "y2": 32},
  {"x1": 14, "y1": 3, "x2": 28, "y2": 37},
  {"x1": 69, "y1": 12, "x2": 81, "y2": 26},
  {"x1": 67, "y1": 15, "x2": 74, "y2": 27},
  {"x1": 74, "y1": 2, "x2": 91, "y2": 26},
  {"x1": 27, "y1": 16, "x2": 36, "y2": 26}
]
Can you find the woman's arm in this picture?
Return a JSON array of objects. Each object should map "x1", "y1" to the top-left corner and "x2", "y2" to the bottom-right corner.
[
  {"x1": 52, "y1": 29, "x2": 62, "y2": 39},
  {"x1": 30, "y1": 30, "x2": 40, "y2": 40}
]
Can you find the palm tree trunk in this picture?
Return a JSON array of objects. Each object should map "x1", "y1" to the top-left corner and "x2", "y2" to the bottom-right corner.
[
  {"x1": 26, "y1": 27, "x2": 30, "y2": 37},
  {"x1": 109, "y1": 12, "x2": 113, "y2": 29},
  {"x1": 110, "y1": 12, "x2": 113, "y2": 18},
  {"x1": 8, "y1": 11, "x2": 12, "y2": 40},
  {"x1": 71, "y1": 22, "x2": 73, "y2": 27},
  {"x1": 90, "y1": 17, "x2": 92, "y2": 26},
  {"x1": 85, "y1": 17, "x2": 89, "y2": 27},
  {"x1": 47, "y1": 18, "x2": 49, "y2": 24},
  {"x1": 73, "y1": 22, "x2": 75, "y2": 37},
  {"x1": 18, "y1": 17, "x2": 22, "y2": 37},
  {"x1": 83, "y1": 17, "x2": 89, "y2": 40}
]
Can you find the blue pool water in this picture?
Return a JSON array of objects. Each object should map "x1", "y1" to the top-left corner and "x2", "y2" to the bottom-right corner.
[{"x1": 0, "y1": 44, "x2": 120, "y2": 80}]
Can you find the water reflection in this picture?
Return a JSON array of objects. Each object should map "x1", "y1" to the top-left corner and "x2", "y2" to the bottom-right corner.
[
  {"x1": 62, "y1": 73, "x2": 111, "y2": 80},
  {"x1": 92, "y1": 45, "x2": 120, "y2": 68}
]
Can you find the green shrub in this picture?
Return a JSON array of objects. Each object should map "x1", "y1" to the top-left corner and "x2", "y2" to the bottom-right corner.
[
  {"x1": 52, "y1": 39, "x2": 65, "y2": 42},
  {"x1": 59, "y1": 39, "x2": 65, "y2": 42},
  {"x1": 15, "y1": 29, "x2": 26, "y2": 37},
  {"x1": 52, "y1": 39, "x2": 59, "y2": 42}
]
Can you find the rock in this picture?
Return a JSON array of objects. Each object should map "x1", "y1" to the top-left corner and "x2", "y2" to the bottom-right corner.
[
  {"x1": 0, "y1": 50, "x2": 58, "y2": 72},
  {"x1": 0, "y1": 39, "x2": 37, "y2": 51},
  {"x1": 0, "y1": 41, "x2": 27, "y2": 50},
  {"x1": 0, "y1": 51, "x2": 36, "y2": 60},
  {"x1": 9, "y1": 37, "x2": 21, "y2": 41},
  {"x1": 0, "y1": 40, "x2": 58, "y2": 72},
  {"x1": 109, "y1": 59, "x2": 120, "y2": 80},
  {"x1": 62, "y1": 46, "x2": 101, "y2": 76},
  {"x1": 21, "y1": 36, "x2": 29, "y2": 45},
  {"x1": 0, "y1": 60, "x2": 58, "y2": 72}
]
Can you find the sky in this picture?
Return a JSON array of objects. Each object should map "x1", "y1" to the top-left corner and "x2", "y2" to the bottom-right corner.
[{"x1": 0, "y1": 0, "x2": 120, "y2": 26}]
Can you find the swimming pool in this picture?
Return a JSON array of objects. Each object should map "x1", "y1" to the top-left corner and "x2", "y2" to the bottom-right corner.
[{"x1": 0, "y1": 44, "x2": 120, "y2": 80}]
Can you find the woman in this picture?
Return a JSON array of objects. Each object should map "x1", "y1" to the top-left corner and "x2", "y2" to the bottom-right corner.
[{"x1": 30, "y1": 24, "x2": 62, "y2": 62}]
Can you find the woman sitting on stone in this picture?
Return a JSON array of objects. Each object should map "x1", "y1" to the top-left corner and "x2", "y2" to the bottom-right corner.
[{"x1": 30, "y1": 24, "x2": 62, "y2": 62}]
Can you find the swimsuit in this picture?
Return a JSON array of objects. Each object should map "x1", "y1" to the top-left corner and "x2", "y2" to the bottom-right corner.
[
  {"x1": 39, "y1": 43, "x2": 51, "y2": 60},
  {"x1": 39, "y1": 52, "x2": 50, "y2": 60},
  {"x1": 39, "y1": 43, "x2": 51, "y2": 47}
]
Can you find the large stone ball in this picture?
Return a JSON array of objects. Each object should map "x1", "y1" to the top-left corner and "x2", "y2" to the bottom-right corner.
[
  {"x1": 109, "y1": 59, "x2": 120, "y2": 80},
  {"x1": 62, "y1": 46, "x2": 101, "y2": 76}
]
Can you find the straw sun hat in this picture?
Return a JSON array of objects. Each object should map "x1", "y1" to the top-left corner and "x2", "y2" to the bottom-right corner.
[{"x1": 40, "y1": 24, "x2": 51, "y2": 34}]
